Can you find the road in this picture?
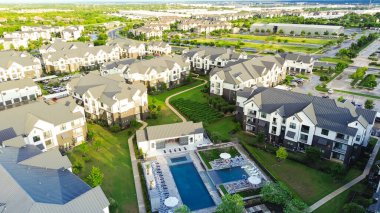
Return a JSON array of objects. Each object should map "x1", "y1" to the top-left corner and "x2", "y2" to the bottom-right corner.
[{"x1": 107, "y1": 26, "x2": 124, "y2": 39}]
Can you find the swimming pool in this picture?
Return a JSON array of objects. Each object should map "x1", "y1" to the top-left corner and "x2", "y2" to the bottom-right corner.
[
  {"x1": 208, "y1": 167, "x2": 248, "y2": 185},
  {"x1": 170, "y1": 162, "x2": 214, "y2": 210},
  {"x1": 170, "y1": 156, "x2": 187, "y2": 163}
]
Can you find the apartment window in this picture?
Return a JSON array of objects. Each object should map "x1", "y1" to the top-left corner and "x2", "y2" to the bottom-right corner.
[
  {"x1": 321, "y1": 129, "x2": 329, "y2": 136},
  {"x1": 261, "y1": 112, "x2": 267, "y2": 119},
  {"x1": 301, "y1": 125, "x2": 310, "y2": 134},
  {"x1": 272, "y1": 118, "x2": 277, "y2": 124},
  {"x1": 300, "y1": 134, "x2": 308, "y2": 142},
  {"x1": 45, "y1": 139, "x2": 52, "y2": 146},
  {"x1": 355, "y1": 135, "x2": 361, "y2": 142},
  {"x1": 61, "y1": 124, "x2": 67, "y2": 131},
  {"x1": 289, "y1": 122, "x2": 296, "y2": 129},
  {"x1": 271, "y1": 126, "x2": 277, "y2": 134},
  {"x1": 33, "y1": 136, "x2": 40, "y2": 143},
  {"x1": 282, "y1": 119, "x2": 286, "y2": 124},
  {"x1": 190, "y1": 137, "x2": 193, "y2": 142}
]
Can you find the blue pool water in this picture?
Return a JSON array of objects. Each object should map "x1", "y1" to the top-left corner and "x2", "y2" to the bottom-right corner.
[
  {"x1": 170, "y1": 163, "x2": 214, "y2": 211},
  {"x1": 170, "y1": 156, "x2": 187, "y2": 163},
  {"x1": 208, "y1": 167, "x2": 248, "y2": 185}
]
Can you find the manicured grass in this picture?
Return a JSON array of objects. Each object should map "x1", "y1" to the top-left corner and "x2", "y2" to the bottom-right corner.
[
  {"x1": 319, "y1": 57, "x2": 353, "y2": 64},
  {"x1": 171, "y1": 98, "x2": 223, "y2": 123},
  {"x1": 239, "y1": 133, "x2": 362, "y2": 205},
  {"x1": 192, "y1": 38, "x2": 319, "y2": 53},
  {"x1": 334, "y1": 89, "x2": 380, "y2": 100},
  {"x1": 198, "y1": 146, "x2": 240, "y2": 169},
  {"x1": 67, "y1": 124, "x2": 139, "y2": 213},
  {"x1": 226, "y1": 34, "x2": 336, "y2": 45},
  {"x1": 146, "y1": 80, "x2": 204, "y2": 126},
  {"x1": 204, "y1": 116, "x2": 239, "y2": 142}
]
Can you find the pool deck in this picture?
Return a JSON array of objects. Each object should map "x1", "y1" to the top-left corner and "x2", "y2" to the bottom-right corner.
[{"x1": 157, "y1": 155, "x2": 183, "y2": 206}]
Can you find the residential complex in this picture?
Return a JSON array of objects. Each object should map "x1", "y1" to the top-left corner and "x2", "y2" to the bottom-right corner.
[
  {"x1": 147, "y1": 41, "x2": 172, "y2": 55},
  {"x1": 281, "y1": 53, "x2": 315, "y2": 74},
  {"x1": 236, "y1": 87, "x2": 378, "y2": 165},
  {"x1": 0, "y1": 78, "x2": 42, "y2": 109},
  {"x1": 108, "y1": 38, "x2": 146, "y2": 58},
  {"x1": 129, "y1": 27, "x2": 163, "y2": 39},
  {"x1": 0, "y1": 51, "x2": 42, "y2": 82},
  {"x1": 66, "y1": 73, "x2": 148, "y2": 127},
  {"x1": 0, "y1": 144, "x2": 109, "y2": 213},
  {"x1": 0, "y1": 100, "x2": 86, "y2": 151},
  {"x1": 124, "y1": 55, "x2": 190, "y2": 88},
  {"x1": 0, "y1": 37, "x2": 28, "y2": 50},
  {"x1": 184, "y1": 47, "x2": 247, "y2": 74},
  {"x1": 250, "y1": 23, "x2": 344, "y2": 35},
  {"x1": 210, "y1": 55, "x2": 286, "y2": 102},
  {"x1": 136, "y1": 121, "x2": 205, "y2": 157},
  {"x1": 178, "y1": 19, "x2": 232, "y2": 34},
  {"x1": 100, "y1": 58, "x2": 137, "y2": 76}
]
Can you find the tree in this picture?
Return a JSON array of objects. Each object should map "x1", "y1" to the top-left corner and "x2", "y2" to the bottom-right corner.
[
  {"x1": 337, "y1": 96, "x2": 345, "y2": 102},
  {"x1": 284, "y1": 199, "x2": 308, "y2": 213},
  {"x1": 261, "y1": 182, "x2": 292, "y2": 206},
  {"x1": 301, "y1": 30, "x2": 306, "y2": 36},
  {"x1": 276, "y1": 147, "x2": 288, "y2": 161},
  {"x1": 324, "y1": 31, "x2": 329, "y2": 36},
  {"x1": 97, "y1": 32, "x2": 108, "y2": 41},
  {"x1": 0, "y1": 43, "x2": 4, "y2": 51},
  {"x1": 365, "y1": 99, "x2": 374, "y2": 109},
  {"x1": 216, "y1": 194, "x2": 244, "y2": 213},
  {"x1": 290, "y1": 30, "x2": 295, "y2": 35},
  {"x1": 79, "y1": 143, "x2": 89, "y2": 157},
  {"x1": 257, "y1": 132, "x2": 265, "y2": 144},
  {"x1": 86, "y1": 166, "x2": 104, "y2": 187},
  {"x1": 343, "y1": 203, "x2": 365, "y2": 213},
  {"x1": 306, "y1": 147, "x2": 321, "y2": 163},
  {"x1": 93, "y1": 137, "x2": 102, "y2": 151},
  {"x1": 175, "y1": 205, "x2": 191, "y2": 213},
  {"x1": 278, "y1": 29, "x2": 284, "y2": 34}
]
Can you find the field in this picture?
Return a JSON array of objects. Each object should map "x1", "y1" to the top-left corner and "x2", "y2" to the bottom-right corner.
[
  {"x1": 226, "y1": 34, "x2": 336, "y2": 45},
  {"x1": 239, "y1": 132, "x2": 362, "y2": 205},
  {"x1": 319, "y1": 57, "x2": 353, "y2": 64},
  {"x1": 191, "y1": 38, "x2": 319, "y2": 53},
  {"x1": 67, "y1": 124, "x2": 141, "y2": 213}
]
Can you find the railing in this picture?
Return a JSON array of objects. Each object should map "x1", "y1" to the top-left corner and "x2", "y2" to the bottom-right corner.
[
  {"x1": 332, "y1": 147, "x2": 347, "y2": 154},
  {"x1": 335, "y1": 137, "x2": 349, "y2": 144},
  {"x1": 301, "y1": 128, "x2": 309, "y2": 134}
]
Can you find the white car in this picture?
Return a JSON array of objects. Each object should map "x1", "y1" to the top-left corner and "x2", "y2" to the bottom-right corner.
[{"x1": 328, "y1": 89, "x2": 334, "y2": 94}]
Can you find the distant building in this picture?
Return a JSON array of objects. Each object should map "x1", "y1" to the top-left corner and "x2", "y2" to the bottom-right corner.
[
  {"x1": 184, "y1": 47, "x2": 247, "y2": 74},
  {"x1": 281, "y1": 53, "x2": 315, "y2": 74},
  {"x1": 107, "y1": 38, "x2": 146, "y2": 58},
  {"x1": 0, "y1": 37, "x2": 28, "y2": 50},
  {"x1": 147, "y1": 41, "x2": 171, "y2": 55},
  {"x1": 129, "y1": 27, "x2": 163, "y2": 39},
  {"x1": 236, "y1": 87, "x2": 378, "y2": 165},
  {"x1": 250, "y1": 23, "x2": 344, "y2": 35}
]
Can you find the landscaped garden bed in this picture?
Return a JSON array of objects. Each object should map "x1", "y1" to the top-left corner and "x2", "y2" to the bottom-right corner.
[{"x1": 198, "y1": 146, "x2": 240, "y2": 169}]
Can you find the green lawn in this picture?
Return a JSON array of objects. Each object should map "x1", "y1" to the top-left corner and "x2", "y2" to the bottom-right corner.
[
  {"x1": 239, "y1": 132, "x2": 362, "y2": 205},
  {"x1": 67, "y1": 124, "x2": 140, "y2": 213},
  {"x1": 226, "y1": 34, "x2": 336, "y2": 45},
  {"x1": 319, "y1": 57, "x2": 353, "y2": 64},
  {"x1": 192, "y1": 38, "x2": 319, "y2": 53},
  {"x1": 204, "y1": 116, "x2": 238, "y2": 142},
  {"x1": 198, "y1": 146, "x2": 240, "y2": 169},
  {"x1": 334, "y1": 89, "x2": 380, "y2": 100},
  {"x1": 146, "y1": 80, "x2": 204, "y2": 126}
]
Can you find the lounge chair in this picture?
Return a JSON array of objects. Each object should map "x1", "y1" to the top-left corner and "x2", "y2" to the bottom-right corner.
[
  {"x1": 184, "y1": 147, "x2": 187, "y2": 150},
  {"x1": 174, "y1": 148, "x2": 176, "y2": 152},
  {"x1": 179, "y1": 148, "x2": 181, "y2": 151},
  {"x1": 169, "y1": 149, "x2": 172, "y2": 153},
  {"x1": 164, "y1": 150, "x2": 166, "y2": 153}
]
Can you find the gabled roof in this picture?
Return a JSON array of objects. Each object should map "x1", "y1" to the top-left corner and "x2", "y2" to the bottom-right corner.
[
  {"x1": 0, "y1": 145, "x2": 109, "y2": 212},
  {"x1": 0, "y1": 51, "x2": 40, "y2": 69},
  {"x1": 238, "y1": 87, "x2": 377, "y2": 136},
  {"x1": 281, "y1": 53, "x2": 313, "y2": 64},
  {"x1": 127, "y1": 55, "x2": 188, "y2": 75}
]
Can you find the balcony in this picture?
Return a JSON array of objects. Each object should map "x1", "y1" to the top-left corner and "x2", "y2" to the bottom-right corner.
[
  {"x1": 332, "y1": 147, "x2": 347, "y2": 154},
  {"x1": 335, "y1": 137, "x2": 349, "y2": 144},
  {"x1": 248, "y1": 111, "x2": 257, "y2": 118},
  {"x1": 246, "y1": 119, "x2": 256, "y2": 125},
  {"x1": 301, "y1": 127, "x2": 310, "y2": 134}
]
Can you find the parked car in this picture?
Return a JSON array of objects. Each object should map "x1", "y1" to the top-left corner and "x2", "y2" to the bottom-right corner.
[{"x1": 328, "y1": 89, "x2": 334, "y2": 94}]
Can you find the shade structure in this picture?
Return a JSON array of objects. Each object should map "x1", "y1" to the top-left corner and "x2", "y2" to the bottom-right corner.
[
  {"x1": 220, "y1": 153, "x2": 231, "y2": 160},
  {"x1": 248, "y1": 176, "x2": 261, "y2": 185},
  {"x1": 164, "y1": 197, "x2": 179, "y2": 207}
]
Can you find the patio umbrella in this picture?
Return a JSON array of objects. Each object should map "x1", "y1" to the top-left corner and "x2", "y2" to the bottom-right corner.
[
  {"x1": 248, "y1": 176, "x2": 261, "y2": 185},
  {"x1": 164, "y1": 197, "x2": 179, "y2": 208},
  {"x1": 220, "y1": 153, "x2": 231, "y2": 160}
]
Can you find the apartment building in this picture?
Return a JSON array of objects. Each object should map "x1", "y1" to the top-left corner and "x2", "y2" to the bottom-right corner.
[
  {"x1": 0, "y1": 37, "x2": 28, "y2": 50},
  {"x1": 20, "y1": 25, "x2": 64, "y2": 34},
  {"x1": 61, "y1": 26, "x2": 85, "y2": 41},
  {"x1": 281, "y1": 53, "x2": 315, "y2": 74},
  {"x1": 42, "y1": 44, "x2": 120, "y2": 73},
  {"x1": 107, "y1": 38, "x2": 146, "y2": 58},
  {"x1": 0, "y1": 100, "x2": 86, "y2": 151},
  {"x1": 124, "y1": 55, "x2": 190, "y2": 89},
  {"x1": 136, "y1": 121, "x2": 205, "y2": 157},
  {"x1": 67, "y1": 73, "x2": 148, "y2": 127},
  {"x1": 147, "y1": 41, "x2": 171, "y2": 55},
  {"x1": 144, "y1": 22, "x2": 171, "y2": 31},
  {"x1": 236, "y1": 87, "x2": 378, "y2": 165},
  {"x1": 209, "y1": 55, "x2": 286, "y2": 102},
  {"x1": 178, "y1": 19, "x2": 232, "y2": 34},
  {"x1": 184, "y1": 47, "x2": 247, "y2": 74},
  {"x1": 39, "y1": 39, "x2": 94, "y2": 54},
  {"x1": 129, "y1": 27, "x2": 163, "y2": 39},
  {"x1": 0, "y1": 51, "x2": 42, "y2": 82},
  {"x1": 100, "y1": 58, "x2": 137, "y2": 76},
  {"x1": 250, "y1": 23, "x2": 344, "y2": 35},
  {"x1": 3, "y1": 31, "x2": 51, "y2": 41},
  {"x1": 0, "y1": 78, "x2": 42, "y2": 109},
  {"x1": 193, "y1": 12, "x2": 253, "y2": 21},
  {"x1": 0, "y1": 144, "x2": 109, "y2": 213}
]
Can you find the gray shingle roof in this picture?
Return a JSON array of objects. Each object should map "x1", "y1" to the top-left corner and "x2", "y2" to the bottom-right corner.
[
  {"x1": 184, "y1": 46, "x2": 241, "y2": 61},
  {"x1": 240, "y1": 87, "x2": 377, "y2": 136},
  {"x1": 136, "y1": 121, "x2": 204, "y2": 142},
  {"x1": 127, "y1": 55, "x2": 188, "y2": 75},
  {"x1": 0, "y1": 145, "x2": 109, "y2": 212},
  {"x1": 0, "y1": 78, "x2": 38, "y2": 91},
  {"x1": 0, "y1": 51, "x2": 40, "y2": 69},
  {"x1": 281, "y1": 53, "x2": 313, "y2": 64}
]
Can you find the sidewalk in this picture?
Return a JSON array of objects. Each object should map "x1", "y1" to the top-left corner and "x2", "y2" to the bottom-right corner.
[
  {"x1": 128, "y1": 120, "x2": 148, "y2": 213},
  {"x1": 309, "y1": 139, "x2": 380, "y2": 212}
]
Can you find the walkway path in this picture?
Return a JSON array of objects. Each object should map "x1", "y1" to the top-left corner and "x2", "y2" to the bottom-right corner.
[
  {"x1": 128, "y1": 120, "x2": 148, "y2": 213},
  {"x1": 164, "y1": 77, "x2": 208, "y2": 122},
  {"x1": 309, "y1": 139, "x2": 380, "y2": 212}
]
